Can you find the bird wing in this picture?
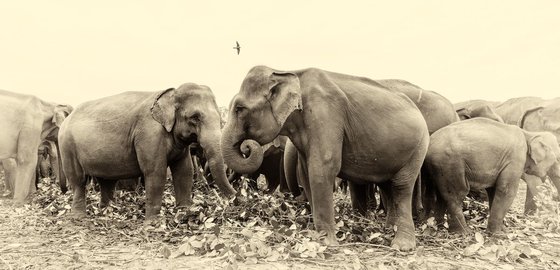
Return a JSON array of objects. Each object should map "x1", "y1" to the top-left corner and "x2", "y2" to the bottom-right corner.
[{"x1": 236, "y1": 41, "x2": 240, "y2": 47}]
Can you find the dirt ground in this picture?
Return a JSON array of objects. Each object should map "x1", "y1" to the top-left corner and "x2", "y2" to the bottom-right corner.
[{"x1": 1, "y1": 173, "x2": 560, "y2": 270}]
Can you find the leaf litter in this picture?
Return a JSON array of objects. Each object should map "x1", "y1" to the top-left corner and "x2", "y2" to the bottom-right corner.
[{"x1": 1, "y1": 173, "x2": 560, "y2": 269}]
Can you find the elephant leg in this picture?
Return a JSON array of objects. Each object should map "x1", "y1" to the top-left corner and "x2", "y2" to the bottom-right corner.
[
  {"x1": 378, "y1": 183, "x2": 395, "y2": 227},
  {"x1": 265, "y1": 172, "x2": 280, "y2": 194},
  {"x1": 2, "y1": 159, "x2": 16, "y2": 197},
  {"x1": 170, "y1": 153, "x2": 194, "y2": 209},
  {"x1": 523, "y1": 174, "x2": 541, "y2": 214},
  {"x1": 349, "y1": 181, "x2": 368, "y2": 215},
  {"x1": 283, "y1": 140, "x2": 301, "y2": 197},
  {"x1": 486, "y1": 187, "x2": 496, "y2": 212},
  {"x1": 547, "y1": 164, "x2": 560, "y2": 201},
  {"x1": 48, "y1": 154, "x2": 57, "y2": 180},
  {"x1": 277, "y1": 155, "x2": 290, "y2": 193},
  {"x1": 387, "y1": 151, "x2": 427, "y2": 251},
  {"x1": 487, "y1": 168, "x2": 521, "y2": 234},
  {"x1": 49, "y1": 142, "x2": 67, "y2": 193},
  {"x1": 39, "y1": 157, "x2": 50, "y2": 179},
  {"x1": 99, "y1": 179, "x2": 117, "y2": 208},
  {"x1": 68, "y1": 172, "x2": 87, "y2": 217},
  {"x1": 432, "y1": 191, "x2": 447, "y2": 226},
  {"x1": 443, "y1": 194, "x2": 469, "y2": 234},
  {"x1": 378, "y1": 188, "x2": 387, "y2": 212},
  {"x1": 412, "y1": 175, "x2": 424, "y2": 219},
  {"x1": 203, "y1": 162, "x2": 214, "y2": 185},
  {"x1": 307, "y1": 148, "x2": 340, "y2": 245},
  {"x1": 35, "y1": 158, "x2": 41, "y2": 188},
  {"x1": 13, "y1": 131, "x2": 41, "y2": 205},
  {"x1": 296, "y1": 157, "x2": 310, "y2": 203},
  {"x1": 367, "y1": 183, "x2": 377, "y2": 210}
]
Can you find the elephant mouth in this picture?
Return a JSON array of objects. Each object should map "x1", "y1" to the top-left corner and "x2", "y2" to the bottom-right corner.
[{"x1": 180, "y1": 133, "x2": 199, "y2": 146}]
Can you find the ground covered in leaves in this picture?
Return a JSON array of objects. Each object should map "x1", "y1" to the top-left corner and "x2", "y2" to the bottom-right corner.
[{"x1": 1, "y1": 173, "x2": 560, "y2": 270}]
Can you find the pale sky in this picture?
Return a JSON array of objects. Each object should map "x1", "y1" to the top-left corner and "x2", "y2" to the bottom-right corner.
[{"x1": 1, "y1": 1, "x2": 559, "y2": 107}]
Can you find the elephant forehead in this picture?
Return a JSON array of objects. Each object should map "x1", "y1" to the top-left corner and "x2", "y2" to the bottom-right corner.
[{"x1": 240, "y1": 66, "x2": 272, "y2": 94}]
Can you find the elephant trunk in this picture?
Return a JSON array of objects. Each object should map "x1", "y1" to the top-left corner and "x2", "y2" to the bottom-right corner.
[
  {"x1": 220, "y1": 123, "x2": 264, "y2": 175},
  {"x1": 51, "y1": 141, "x2": 67, "y2": 194},
  {"x1": 199, "y1": 129, "x2": 236, "y2": 197}
]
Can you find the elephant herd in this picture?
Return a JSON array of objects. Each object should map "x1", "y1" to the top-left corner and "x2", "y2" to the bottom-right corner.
[{"x1": 1, "y1": 66, "x2": 560, "y2": 252}]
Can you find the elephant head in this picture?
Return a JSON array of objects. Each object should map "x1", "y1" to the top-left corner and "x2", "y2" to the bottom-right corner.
[
  {"x1": 43, "y1": 104, "x2": 73, "y2": 142},
  {"x1": 519, "y1": 103, "x2": 560, "y2": 144},
  {"x1": 151, "y1": 83, "x2": 235, "y2": 196},
  {"x1": 523, "y1": 130, "x2": 560, "y2": 178},
  {"x1": 41, "y1": 104, "x2": 73, "y2": 193},
  {"x1": 456, "y1": 105, "x2": 504, "y2": 122},
  {"x1": 221, "y1": 66, "x2": 302, "y2": 174}
]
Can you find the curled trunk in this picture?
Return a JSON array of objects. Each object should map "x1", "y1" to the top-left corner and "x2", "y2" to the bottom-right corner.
[{"x1": 220, "y1": 125, "x2": 264, "y2": 174}]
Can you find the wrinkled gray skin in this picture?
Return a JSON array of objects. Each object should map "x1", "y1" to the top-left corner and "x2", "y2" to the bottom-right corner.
[
  {"x1": 59, "y1": 83, "x2": 236, "y2": 220},
  {"x1": 423, "y1": 118, "x2": 560, "y2": 234},
  {"x1": 493, "y1": 97, "x2": 560, "y2": 213},
  {"x1": 0, "y1": 90, "x2": 72, "y2": 204},
  {"x1": 222, "y1": 66, "x2": 429, "y2": 251},
  {"x1": 454, "y1": 99, "x2": 503, "y2": 122},
  {"x1": 284, "y1": 79, "x2": 459, "y2": 217}
]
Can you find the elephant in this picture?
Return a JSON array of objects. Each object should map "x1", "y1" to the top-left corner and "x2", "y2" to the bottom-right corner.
[
  {"x1": 36, "y1": 141, "x2": 59, "y2": 181},
  {"x1": 228, "y1": 136, "x2": 289, "y2": 193},
  {"x1": 58, "y1": 83, "x2": 236, "y2": 220},
  {"x1": 221, "y1": 66, "x2": 429, "y2": 251},
  {"x1": 493, "y1": 97, "x2": 560, "y2": 213},
  {"x1": 493, "y1": 97, "x2": 550, "y2": 125},
  {"x1": 0, "y1": 90, "x2": 73, "y2": 204},
  {"x1": 422, "y1": 118, "x2": 560, "y2": 234},
  {"x1": 283, "y1": 79, "x2": 459, "y2": 217},
  {"x1": 454, "y1": 99, "x2": 504, "y2": 122}
]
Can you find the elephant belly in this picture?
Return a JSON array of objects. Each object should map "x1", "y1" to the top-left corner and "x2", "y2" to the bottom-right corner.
[
  {"x1": 464, "y1": 162, "x2": 501, "y2": 190},
  {"x1": 339, "y1": 149, "x2": 410, "y2": 184},
  {"x1": 73, "y1": 128, "x2": 142, "y2": 179},
  {"x1": 80, "y1": 154, "x2": 142, "y2": 180}
]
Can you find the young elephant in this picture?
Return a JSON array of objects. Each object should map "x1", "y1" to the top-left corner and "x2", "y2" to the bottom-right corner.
[
  {"x1": 59, "y1": 83, "x2": 236, "y2": 221},
  {"x1": 423, "y1": 118, "x2": 560, "y2": 234}
]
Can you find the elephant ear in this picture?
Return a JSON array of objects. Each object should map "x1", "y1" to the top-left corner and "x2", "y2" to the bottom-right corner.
[
  {"x1": 456, "y1": 108, "x2": 471, "y2": 120},
  {"x1": 151, "y1": 88, "x2": 176, "y2": 132},
  {"x1": 52, "y1": 104, "x2": 73, "y2": 127},
  {"x1": 267, "y1": 72, "x2": 303, "y2": 127},
  {"x1": 528, "y1": 135, "x2": 549, "y2": 165},
  {"x1": 518, "y1": 106, "x2": 544, "y2": 129}
]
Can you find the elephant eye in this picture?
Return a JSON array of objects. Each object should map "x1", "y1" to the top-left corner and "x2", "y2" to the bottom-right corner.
[
  {"x1": 188, "y1": 113, "x2": 201, "y2": 125},
  {"x1": 235, "y1": 105, "x2": 245, "y2": 114}
]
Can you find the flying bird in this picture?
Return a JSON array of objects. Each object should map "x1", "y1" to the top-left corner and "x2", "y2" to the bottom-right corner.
[{"x1": 233, "y1": 41, "x2": 241, "y2": 55}]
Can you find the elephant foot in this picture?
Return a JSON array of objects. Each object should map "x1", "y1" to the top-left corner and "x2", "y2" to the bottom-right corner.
[
  {"x1": 69, "y1": 210, "x2": 87, "y2": 219},
  {"x1": 391, "y1": 230, "x2": 416, "y2": 251},
  {"x1": 323, "y1": 234, "x2": 338, "y2": 246},
  {"x1": 11, "y1": 200, "x2": 27, "y2": 208},
  {"x1": 143, "y1": 217, "x2": 166, "y2": 231},
  {"x1": 448, "y1": 224, "x2": 471, "y2": 235},
  {"x1": 175, "y1": 200, "x2": 193, "y2": 211}
]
